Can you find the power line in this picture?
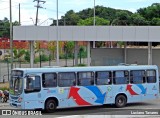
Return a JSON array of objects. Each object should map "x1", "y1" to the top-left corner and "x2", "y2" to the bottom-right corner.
[{"x1": 0, "y1": 5, "x2": 18, "y2": 10}]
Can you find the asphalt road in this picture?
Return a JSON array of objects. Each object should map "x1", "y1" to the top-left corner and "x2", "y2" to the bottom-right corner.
[{"x1": 0, "y1": 98, "x2": 160, "y2": 118}]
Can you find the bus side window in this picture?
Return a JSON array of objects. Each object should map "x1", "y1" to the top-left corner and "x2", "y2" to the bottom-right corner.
[
  {"x1": 58, "y1": 72, "x2": 76, "y2": 87},
  {"x1": 77, "y1": 72, "x2": 94, "y2": 86},
  {"x1": 42, "y1": 73, "x2": 57, "y2": 87},
  {"x1": 113, "y1": 71, "x2": 129, "y2": 85},
  {"x1": 146, "y1": 70, "x2": 156, "y2": 83},
  {"x1": 95, "y1": 71, "x2": 112, "y2": 85},
  {"x1": 130, "y1": 70, "x2": 145, "y2": 84}
]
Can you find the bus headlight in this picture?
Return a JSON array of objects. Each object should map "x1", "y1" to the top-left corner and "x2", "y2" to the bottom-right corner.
[{"x1": 18, "y1": 97, "x2": 23, "y2": 103}]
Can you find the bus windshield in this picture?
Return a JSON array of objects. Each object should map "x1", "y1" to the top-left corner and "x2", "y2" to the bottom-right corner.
[{"x1": 10, "y1": 70, "x2": 23, "y2": 95}]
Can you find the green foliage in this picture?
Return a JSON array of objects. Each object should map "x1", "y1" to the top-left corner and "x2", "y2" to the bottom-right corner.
[
  {"x1": 78, "y1": 17, "x2": 110, "y2": 26},
  {"x1": 111, "y1": 11, "x2": 130, "y2": 25},
  {"x1": 24, "y1": 51, "x2": 30, "y2": 62},
  {"x1": 130, "y1": 13, "x2": 148, "y2": 25},
  {"x1": 0, "y1": 17, "x2": 19, "y2": 38},
  {"x1": 51, "y1": 10, "x2": 80, "y2": 26},
  {"x1": 79, "y1": 46, "x2": 87, "y2": 58},
  {"x1": 13, "y1": 49, "x2": 26, "y2": 60},
  {"x1": 117, "y1": 42, "x2": 124, "y2": 47},
  {"x1": 77, "y1": 64, "x2": 87, "y2": 67},
  {"x1": 96, "y1": 42, "x2": 105, "y2": 48},
  {"x1": 137, "y1": 3, "x2": 160, "y2": 20},
  {"x1": 151, "y1": 18, "x2": 160, "y2": 25},
  {"x1": 41, "y1": 54, "x2": 49, "y2": 61},
  {"x1": 78, "y1": 6, "x2": 132, "y2": 22},
  {"x1": 34, "y1": 54, "x2": 49, "y2": 63},
  {"x1": 64, "y1": 41, "x2": 75, "y2": 53},
  {"x1": 0, "y1": 87, "x2": 9, "y2": 91}
]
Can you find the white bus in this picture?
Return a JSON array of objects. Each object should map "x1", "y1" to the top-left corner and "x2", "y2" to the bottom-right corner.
[{"x1": 9, "y1": 65, "x2": 159, "y2": 112}]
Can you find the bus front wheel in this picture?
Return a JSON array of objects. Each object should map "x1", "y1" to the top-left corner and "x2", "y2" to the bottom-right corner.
[
  {"x1": 45, "y1": 99, "x2": 57, "y2": 113},
  {"x1": 115, "y1": 95, "x2": 127, "y2": 108}
]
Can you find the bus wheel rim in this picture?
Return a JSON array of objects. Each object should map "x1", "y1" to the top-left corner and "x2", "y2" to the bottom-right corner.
[
  {"x1": 48, "y1": 103, "x2": 55, "y2": 109},
  {"x1": 118, "y1": 98, "x2": 123, "y2": 105}
]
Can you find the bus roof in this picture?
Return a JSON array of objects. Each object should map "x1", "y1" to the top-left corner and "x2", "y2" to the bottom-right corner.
[{"x1": 12, "y1": 65, "x2": 158, "y2": 74}]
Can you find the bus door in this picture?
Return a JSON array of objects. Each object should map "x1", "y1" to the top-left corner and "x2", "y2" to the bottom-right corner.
[
  {"x1": 23, "y1": 74, "x2": 42, "y2": 109},
  {"x1": 145, "y1": 70, "x2": 158, "y2": 100}
]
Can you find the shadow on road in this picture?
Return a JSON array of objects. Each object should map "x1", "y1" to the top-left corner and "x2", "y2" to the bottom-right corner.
[{"x1": 42, "y1": 102, "x2": 154, "y2": 116}]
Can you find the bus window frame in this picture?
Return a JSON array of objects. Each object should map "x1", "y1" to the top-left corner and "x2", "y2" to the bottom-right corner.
[
  {"x1": 113, "y1": 70, "x2": 129, "y2": 85},
  {"x1": 24, "y1": 75, "x2": 41, "y2": 93},
  {"x1": 77, "y1": 71, "x2": 94, "y2": 86},
  {"x1": 58, "y1": 72, "x2": 76, "y2": 87},
  {"x1": 95, "y1": 71, "x2": 112, "y2": 85},
  {"x1": 146, "y1": 69, "x2": 156, "y2": 83},
  {"x1": 42, "y1": 72, "x2": 57, "y2": 88},
  {"x1": 130, "y1": 70, "x2": 146, "y2": 84}
]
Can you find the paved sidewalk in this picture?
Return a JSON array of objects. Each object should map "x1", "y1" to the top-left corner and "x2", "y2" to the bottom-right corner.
[{"x1": 0, "y1": 102, "x2": 9, "y2": 107}]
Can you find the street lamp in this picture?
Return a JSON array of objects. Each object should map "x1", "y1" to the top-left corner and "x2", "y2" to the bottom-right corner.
[
  {"x1": 30, "y1": 18, "x2": 35, "y2": 25},
  {"x1": 39, "y1": 18, "x2": 54, "y2": 25}
]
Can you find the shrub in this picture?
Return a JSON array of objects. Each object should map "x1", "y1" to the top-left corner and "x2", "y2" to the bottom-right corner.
[
  {"x1": 0, "y1": 87, "x2": 9, "y2": 91},
  {"x1": 77, "y1": 64, "x2": 86, "y2": 67}
]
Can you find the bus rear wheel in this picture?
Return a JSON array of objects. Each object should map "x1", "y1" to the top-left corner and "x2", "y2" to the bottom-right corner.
[
  {"x1": 115, "y1": 95, "x2": 127, "y2": 108},
  {"x1": 45, "y1": 99, "x2": 57, "y2": 113}
]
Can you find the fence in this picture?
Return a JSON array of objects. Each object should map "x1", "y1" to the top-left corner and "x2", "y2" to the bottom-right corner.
[{"x1": 0, "y1": 58, "x2": 87, "y2": 83}]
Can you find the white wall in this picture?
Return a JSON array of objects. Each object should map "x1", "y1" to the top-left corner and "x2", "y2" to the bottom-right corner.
[{"x1": 13, "y1": 26, "x2": 160, "y2": 42}]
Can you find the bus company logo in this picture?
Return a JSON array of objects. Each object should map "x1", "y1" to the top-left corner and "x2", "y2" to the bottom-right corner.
[
  {"x1": 152, "y1": 85, "x2": 157, "y2": 90},
  {"x1": 107, "y1": 86, "x2": 112, "y2": 92},
  {"x1": 2, "y1": 110, "x2": 12, "y2": 115}
]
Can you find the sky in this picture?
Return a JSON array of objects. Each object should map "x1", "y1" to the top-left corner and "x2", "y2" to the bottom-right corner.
[{"x1": 0, "y1": 0, "x2": 159, "y2": 26}]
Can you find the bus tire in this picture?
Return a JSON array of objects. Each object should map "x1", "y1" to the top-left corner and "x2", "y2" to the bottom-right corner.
[
  {"x1": 45, "y1": 99, "x2": 57, "y2": 113},
  {"x1": 115, "y1": 95, "x2": 127, "y2": 108}
]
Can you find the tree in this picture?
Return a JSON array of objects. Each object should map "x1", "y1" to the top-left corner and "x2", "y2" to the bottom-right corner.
[
  {"x1": 78, "y1": 17, "x2": 110, "y2": 26},
  {"x1": 13, "y1": 48, "x2": 26, "y2": 67},
  {"x1": 151, "y1": 18, "x2": 160, "y2": 25},
  {"x1": 64, "y1": 41, "x2": 74, "y2": 66},
  {"x1": 111, "y1": 11, "x2": 130, "y2": 25},
  {"x1": 0, "y1": 17, "x2": 20, "y2": 38},
  {"x1": 63, "y1": 10, "x2": 80, "y2": 25},
  {"x1": 79, "y1": 46, "x2": 85, "y2": 64},
  {"x1": 48, "y1": 41, "x2": 56, "y2": 60},
  {"x1": 130, "y1": 13, "x2": 148, "y2": 25},
  {"x1": 137, "y1": 3, "x2": 160, "y2": 20}
]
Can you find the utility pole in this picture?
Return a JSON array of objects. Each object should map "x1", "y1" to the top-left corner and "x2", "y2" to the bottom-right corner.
[
  {"x1": 93, "y1": 0, "x2": 96, "y2": 48},
  {"x1": 56, "y1": 0, "x2": 59, "y2": 66},
  {"x1": 19, "y1": 3, "x2": 21, "y2": 25},
  {"x1": 30, "y1": 0, "x2": 46, "y2": 68},
  {"x1": 18, "y1": 3, "x2": 21, "y2": 68},
  {"x1": 34, "y1": 0, "x2": 46, "y2": 26},
  {"x1": 9, "y1": 0, "x2": 13, "y2": 70}
]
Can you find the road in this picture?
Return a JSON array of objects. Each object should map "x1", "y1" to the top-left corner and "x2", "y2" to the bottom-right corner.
[{"x1": 0, "y1": 98, "x2": 160, "y2": 118}]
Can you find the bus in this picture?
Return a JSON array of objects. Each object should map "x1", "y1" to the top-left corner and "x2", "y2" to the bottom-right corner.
[{"x1": 9, "y1": 65, "x2": 159, "y2": 112}]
